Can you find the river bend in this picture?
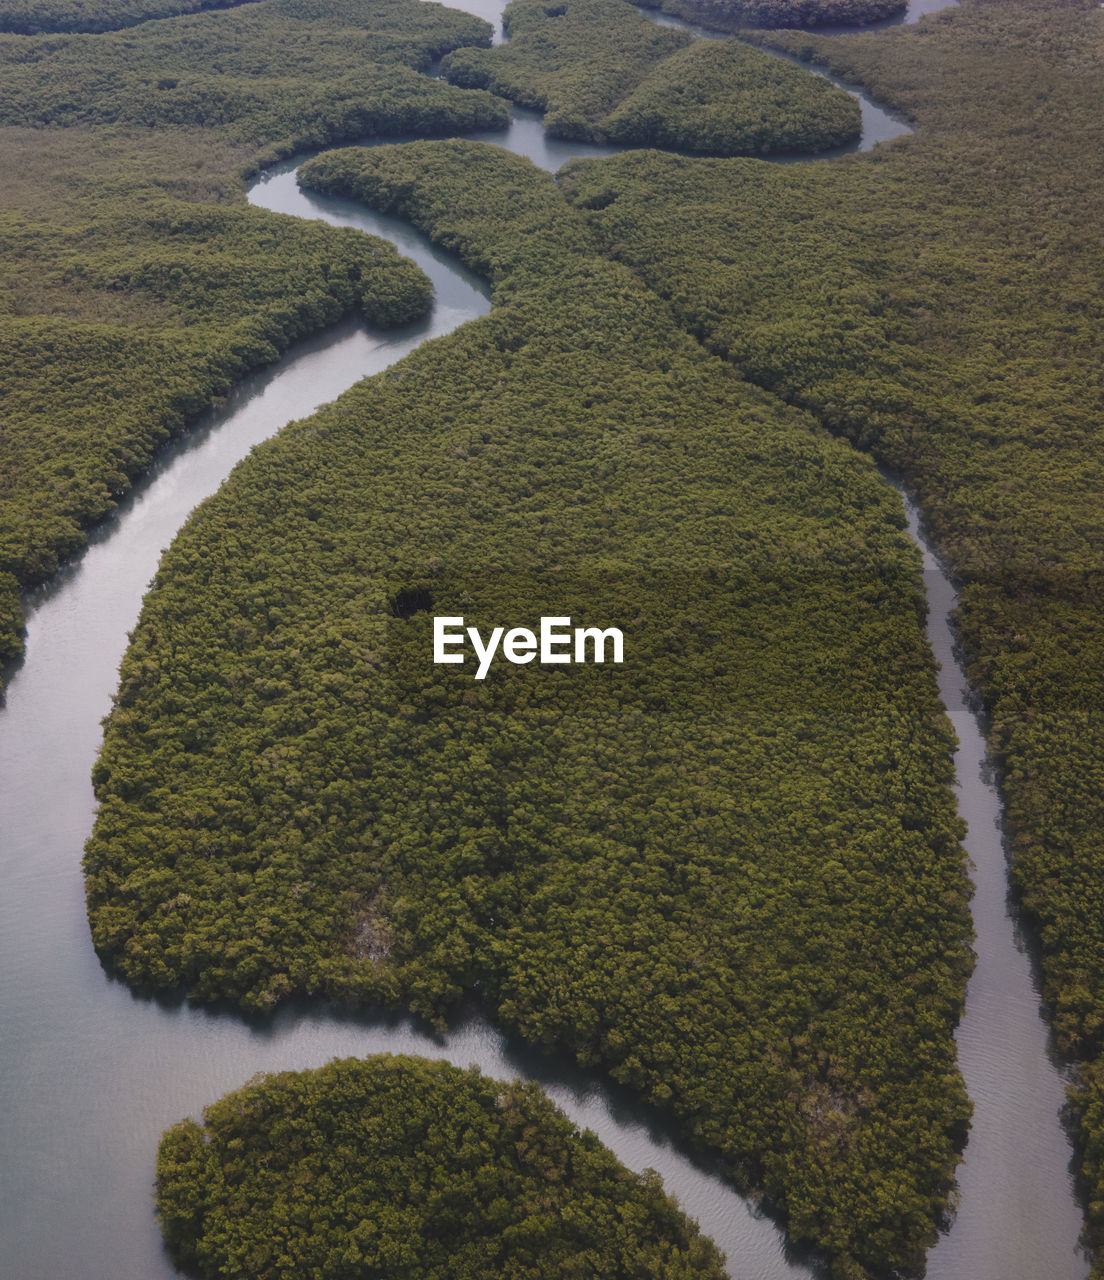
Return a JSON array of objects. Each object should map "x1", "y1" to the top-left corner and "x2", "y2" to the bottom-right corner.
[{"x1": 0, "y1": 2, "x2": 1086, "y2": 1277}]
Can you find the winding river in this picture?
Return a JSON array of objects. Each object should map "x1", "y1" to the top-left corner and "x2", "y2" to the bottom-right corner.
[{"x1": 0, "y1": 2, "x2": 1088, "y2": 1277}]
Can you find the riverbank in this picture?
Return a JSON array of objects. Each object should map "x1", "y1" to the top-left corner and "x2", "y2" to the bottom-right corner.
[{"x1": 0, "y1": 0, "x2": 1096, "y2": 1274}]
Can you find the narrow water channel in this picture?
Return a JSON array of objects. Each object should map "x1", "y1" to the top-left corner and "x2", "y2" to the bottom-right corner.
[
  {"x1": 0, "y1": 1, "x2": 1087, "y2": 1277},
  {"x1": 0, "y1": 294, "x2": 813, "y2": 1280},
  {"x1": 899, "y1": 487, "x2": 1087, "y2": 1280}
]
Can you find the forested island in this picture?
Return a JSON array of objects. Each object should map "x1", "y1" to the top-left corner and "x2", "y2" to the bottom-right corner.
[
  {"x1": 629, "y1": 0, "x2": 905, "y2": 32},
  {"x1": 440, "y1": 0, "x2": 860, "y2": 151},
  {"x1": 0, "y1": 0, "x2": 863, "y2": 677},
  {"x1": 553, "y1": 4, "x2": 1104, "y2": 1262},
  {"x1": 1, "y1": 0, "x2": 1102, "y2": 1276},
  {"x1": 0, "y1": 0, "x2": 255, "y2": 35},
  {"x1": 156, "y1": 1055, "x2": 728, "y2": 1279},
  {"x1": 0, "y1": 0, "x2": 509, "y2": 676},
  {"x1": 87, "y1": 132, "x2": 974, "y2": 1276}
]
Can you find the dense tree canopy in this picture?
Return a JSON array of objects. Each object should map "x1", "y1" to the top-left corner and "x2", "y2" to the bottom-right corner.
[
  {"x1": 555, "y1": 0, "x2": 1104, "y2": 1265},
  {"x1": 630, "y1": 0, "x2": 904, "y2": 31},
  {"x1": 86, "y1": 139, "x2": 973, "y2": 1278},
  {"x1": 0, "y1": 201, "x2": 431, "y2": 598},
  {"x1": 0, "y1": 0, "x2": 257, "y2": 36},
  {"x1": 2, "y1": 0, "x2": 1099, "y2": 1272},
  {"x1": 440, "y1": 0, "x2": 858, "y2": 152},
  {"x1": 0, "y1": 0, "x2": 507, "y2": 675},
  {"x1": 156, "y1": 1055, "x2": 729, "y2": 1280},
  {"x1": 603, "y1": 39, "x2": 859, "y2": 154},
  {"x1": 0, "y1": 0, "x2": 507, "y2": 147}
]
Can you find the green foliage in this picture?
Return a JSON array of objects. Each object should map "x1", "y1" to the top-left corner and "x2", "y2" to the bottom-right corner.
[
  {"x1": 0, "y1": 0, "x2": 256, "y2": 37},
  {"x1": 9, "y1": 0, "x2": 1096, "y2": 1268},
  {"x1": 156, "y1": 1055, "x2": 728, "y2": 1280},
  {"x1": 0, "y1": 200, "x2": 431, "y2": 644},
  {"x1": 1069, "y1": 1059, "x2": 1104, "y2": 1280},
  {"x1": 0, "y1": 0, "x2": 508, "y2": 674},
  {"x1": 440, "y1": 0, "x2": 857, "y2": 153},
  {"x1": 630, "y1": 0, "x2": 904, "y2": 31},
  {"x1": 603, "y1": 39, "x2": 859, "y2": 154},
  {"x1": 0, "y1": 0, "x2": 508, "y2": 151},
  {"x1": 555, "y1": 0, "x2": 1104, "y2": 1261},
  {"x1": 87, "y1": 139, "x2": 973, "y2": 1278},
  {"x1": 441, "y1": 0, "x2": 690, "y2": 140}
]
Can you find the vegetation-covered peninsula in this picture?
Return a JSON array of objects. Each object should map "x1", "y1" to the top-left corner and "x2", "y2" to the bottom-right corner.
[
  {"x1": 0, "y1": 0, "x2": 504, "y2": 140},
  {"x1": 554, "y1": 0, "x2": 1104, "y2": 1265},
  {"x1": 441, "y1": 0, "x2": 860, "y2": 151},
  {"x1": 157, "y1": 1055, "x2": 727, "y2": 1280},
  {"x1": 0, "y1": 201, "x2": 433, "y2": 615},
  {"x1": 0, "y1": 0, "x2": 864, "y2": 679},
  {"x1": 0, "y1": 0, "x2": 508, "y2": 679},
  {"x1": 630, "y1": 0, "x2": 905, "y2": 31},
  {"x1": 1, "y1": 0, "x2": 1096, "y2": 1271},
  {"x1": 0, "y1": 0, "x2": 256, "y2": 35},
  {"x1": 86, "y1": 137, "x2": 973, "y2": 1277}
]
